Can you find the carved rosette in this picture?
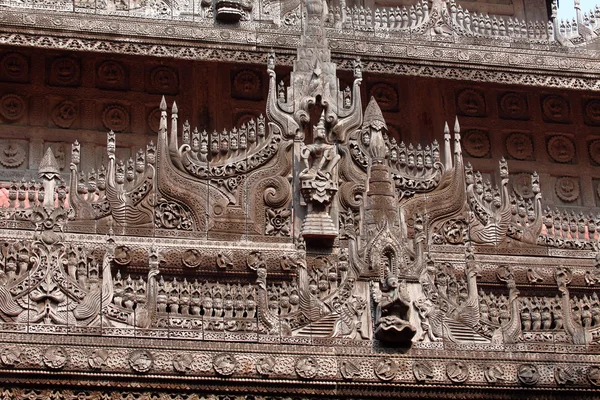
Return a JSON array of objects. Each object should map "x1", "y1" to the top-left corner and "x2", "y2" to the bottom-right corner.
[
  {"x1": 506, "y1": 132, "x2": 534, "y2": 160},
  {"x1": 374, "y1": 358, "x2": 398, "y2": 381},
  {"x1": 295, "y1": 357, "x2": 318, "y2": 379},
  {"x1": 548, "y1": 135, "x2": 575, "y2": 163},
  {"x1": 102, "y1": 104, "x2": 130, "y2": 132},
  {"x1": 462, "y1": 129, "x2": 490, "y2": 158},
  {"x1": 51, "y1": 100, "x2": 78, "y2": 128},
  {"x1": 0, "y1": 141, "x2": 26, "y2": 168},
  {"x1": 542, "y1": 95, "x2": 570, "y2": 123},
  {"x1": 129, "y1": 350, "x2": 153, "y2": 373},
  {"x1": 213, "y1": 353, "x2": 237, "y2": 376},
  {"x1": 517, "y1": 364, "x2": 540, "y2": 386},
  {"x1": 585, "y1": 99, "x2": 600, "y2": 125},
  {"x1": 43, "y1": 346, "x2": 68, "y2": 370},
  {"x1": 555, "y1": 177, "x2": 579, "y2": 203},
  {"x1": 499, "y1": 92, "x2": 529, "y2": 120},
  {"x1": 50, "y1": 56, "x2": 80, "y2": 86},
  {"x1": 0, "y1": 94, "x2": 26, "y2": 122},
  {"x1": 0, "y1": 53, "x2": 29, "y2": 82},
  {"x1": 456, "y1": 88, "x2": 485, "y2": 117}
]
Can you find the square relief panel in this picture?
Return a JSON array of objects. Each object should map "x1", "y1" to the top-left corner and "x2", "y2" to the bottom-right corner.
[
  {"x1": 547, "y1": 134, "x2": 576, "y2": 164},
  {"x1": 455, "y1": 88, "x2": 486, "y2": 118},
  {"x1": 541, "y1": 94, "x2": 571, "y2": 124},
  {"x1": 505, "y1": 131, "x2": 534, "y2": 161},
  {"x1": 368, "y1": 82, "x2": 399, "y2": 112},
  {"x1": 462, "y1": 128, "x2": 490, "y2": 158},
  {"x1": 48, "y1": 98, "x2": 80, "y2": 130},
  {"x1": 0, "y1": 139, "x2": 28, "y2": 170},
  {"x1": 96, "y1": 59, "x2": 129, "y2": 91},
  {"x1": 498, "y1": 92, "x2": 529, "y2": 120},
  {"x1": 583, "y1": 98, "x2": 600, "y2": 126},
  {"x1": 588, "y1": 139, "x2": 600, "y2": 166},
  {"x1": 47, "y1": 55, "x2": 81, "y2": 87},
  {"x1": 553, "y1": 176, "x2": 581, "y2": 206},
  {"x1": 231, "y1": 69, "x2": 263, "y2": 101}
]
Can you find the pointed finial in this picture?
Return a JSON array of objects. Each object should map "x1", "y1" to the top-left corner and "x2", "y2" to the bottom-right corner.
[
  {"x1": 454, "y1": 116, "x2": 460, "y2": 133},
  {"x1": 39, "y1": 147, "x2": 61, "y2": 179},
  {"x1": 444, "y1": 121, "x2": 450, "y2": 136},
  {"x1": 172, "y1": 101, "x2": 178, "y2": 115},
  {"x1": 362, "y1": 97, "x2": 387, "y2": 131},
  {"x1": 160, "y1": 96, "x2": 167, "y2": 111}
]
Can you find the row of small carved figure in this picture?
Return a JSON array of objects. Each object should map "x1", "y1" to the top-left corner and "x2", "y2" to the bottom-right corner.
[
  {"x1": 181, "y1": 116, "x2": 267, "y2": 162},
  {"x1": 2, "y1": 344, "x2": 600, "y2": 387},
  {"x1": 542, "y1": 208, "x2": 600, "y2": 242},
  {"x1": 479, "y1": 291, "x2": 600, "y2": 331},
  {"x1": 3, "y1": 180, "x2": 68, "y2": 210}
]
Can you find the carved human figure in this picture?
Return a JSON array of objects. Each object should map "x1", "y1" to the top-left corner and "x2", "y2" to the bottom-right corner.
[
  {"x1": 299, "y1": 114, "x2": 339, "y2": 182},
  {"x1": 373, "y1": 277, "x2": 416, "y2": 345}
]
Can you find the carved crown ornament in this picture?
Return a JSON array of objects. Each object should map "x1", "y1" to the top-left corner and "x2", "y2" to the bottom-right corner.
[{"x1": 1, "y1": 3, "x2": 600, "y2": 396}]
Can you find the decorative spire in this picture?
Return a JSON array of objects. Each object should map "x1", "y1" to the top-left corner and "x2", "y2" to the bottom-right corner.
[
  {"x1": 362, "y1": 97, "x2": 387, "y2": 131},
  {"x1": 38, "y1": 147, "x2": 60, "y2": 179}
]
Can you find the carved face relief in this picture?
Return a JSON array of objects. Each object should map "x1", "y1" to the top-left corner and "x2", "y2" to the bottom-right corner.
[{"x1": 362, "y1": 131, "x2": 371, "y2": 146}]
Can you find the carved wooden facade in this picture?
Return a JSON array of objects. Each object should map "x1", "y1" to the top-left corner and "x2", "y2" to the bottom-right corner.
[{"x1": 1, "y1": 0, "x2": 600, "y2": 399}]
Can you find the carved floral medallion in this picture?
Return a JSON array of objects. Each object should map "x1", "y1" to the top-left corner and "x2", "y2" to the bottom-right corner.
[
  {"x1": 499, "y1": 92, "x2": 528, "y2": 120},
  {"x1": 542, "y1": 95, "x2": 570, "y2": 123},
  {"x1": 547, "y1": 135, "x2": 575, "y2": 163},
  {"x1": 506, "y1": 132, "x2": 533, "y2": 160},
  {"x1": 512, "y1": 173, "x2": 534, "y2": 199},
  {"x1": 369, "y1": 83, "x2": 398, "y2": 111},
  {"x1": 0, "y1": 141, "x2": 26, "y2": 168},
  {"x1": 0, "y1": 94, "x2": 26, "y2": 121},
  {"x1": 555, "y1": 177, "x2": 579, "y2": 203},
  {"x1": 51, "y1": 100, "x2": 78, "y2": 128},
  {"x1": 374, "y1": 358, "x2": 398, "y2": 381},
  {"x1": 150, "y1": 66, "x2": 178, "y2": 94},
  {"x1": 295, "y1": 357, "x2": 318, "y2": 379},
  {"x1": 97, "y1": 60, "x2": 126, "y2": 88},
  {"x1": 102, "y1": 104, "x2": 130, "y2": 132},
  {"x1": 232, "y1": 70, "x2": 261, "y2": 99},
  {"x1": 456, "y1": 88, "x2": 485, "y2": 117},
  {"x1": 589, "y1": 140, "x2": 600, "y2": 165},
  {"x1": 0, "y1": 52, "x2": 29, "y2": 82},
  {"x1": 585, "y1": 99, "x2": 600, "y2": 125},
  {"x1": 129, "y1": 350, "x2": 153, "y2": 373},
  {"x1": 462, "y1": 129, "x2": 490, "y2": 158},
  {"x1": 43, "y1": 346, "x2": 68, "y2": 369},
  {"x1": 213, "y1": 353, "x2": 237, "y2": 376},
  {"x1": 50, "y1": 56, "x2": 80, "y2": 86}
]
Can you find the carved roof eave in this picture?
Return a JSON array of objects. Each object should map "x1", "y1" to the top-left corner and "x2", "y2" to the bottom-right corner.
[{"x1": 1, "y1": 10, "x2": 600, "y2": 91}]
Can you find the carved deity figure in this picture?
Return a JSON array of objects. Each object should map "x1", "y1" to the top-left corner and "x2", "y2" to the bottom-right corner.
[
  {"x1": 373, "y1": 277, "x2": 416, "y2": 345},
  {"x1": 299, "y1": 113, "x2": 339, "y2": 184}
]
